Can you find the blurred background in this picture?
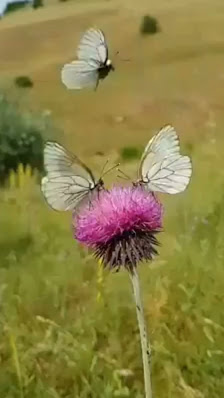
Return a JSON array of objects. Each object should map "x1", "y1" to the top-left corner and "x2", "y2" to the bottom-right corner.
[{"x1": 0, "y1": 0, "x2": 224, "y2": 397}]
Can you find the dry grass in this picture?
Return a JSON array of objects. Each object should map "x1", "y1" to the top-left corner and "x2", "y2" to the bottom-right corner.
[
  {"x1": 0, "y1": 1, "x2": 224, "y2": 396},
  {"x1": 0, "y1": 138, "x2": 224, "y2": 397},
  {"x1": 1, "y1": 0, "x2": 224, "y2": 155}
]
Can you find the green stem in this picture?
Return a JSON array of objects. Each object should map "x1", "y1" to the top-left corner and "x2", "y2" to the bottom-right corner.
[{"x1": 129, "y1": 267, "x2": 152, "y2": 398}]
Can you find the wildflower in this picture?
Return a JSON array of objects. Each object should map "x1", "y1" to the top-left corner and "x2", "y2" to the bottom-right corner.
[
  {"x1": 74, "y1": 186, "x2": 163, "y2": 271},
  {"x1": 74, "y1": 185, "x2": 163, "y2": 398}
]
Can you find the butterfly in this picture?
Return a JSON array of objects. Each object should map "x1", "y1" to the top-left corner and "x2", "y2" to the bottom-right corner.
[
  {"x1": 61, "y1": 27, "x2": 114, "y2": 91},
  {"x1": 134, "y1": 125, "x2": 192, "y2": 194},
  {"x1": 41, "y1": 141, "x2": 105, "y2": 211}
]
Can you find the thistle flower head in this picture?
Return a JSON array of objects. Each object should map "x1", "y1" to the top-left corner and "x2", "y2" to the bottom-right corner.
[{"x1": 74, "y1": 186, "x2": 163, "y2": 271}]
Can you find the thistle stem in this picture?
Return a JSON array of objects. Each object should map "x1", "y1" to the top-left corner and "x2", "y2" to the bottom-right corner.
[
  {"x1": 96, "y1": 259, "x2": 104, "y2": 303},
  {"x1": 129, "y1": 267, "x2": 152, "y2": 398}
]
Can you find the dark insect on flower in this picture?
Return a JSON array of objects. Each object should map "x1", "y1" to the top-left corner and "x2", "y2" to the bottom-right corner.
[{"x1": 74, "y1": 186, "x2": 163, "y2": 271}]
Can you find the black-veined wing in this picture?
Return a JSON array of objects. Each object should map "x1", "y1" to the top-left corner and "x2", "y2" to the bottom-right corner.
[
  {"x1": 41, "y1": 141, "x2": 100, "y2": 211},
  {"x1": 77, "y1": 28, "x2": 108, "y2": 66},
  {"x1": 61, "y1": 59, "x2": 99, "y2": 90},
  {"x1": 138, "y1": 125, "x2": 192, "y2": 194}
]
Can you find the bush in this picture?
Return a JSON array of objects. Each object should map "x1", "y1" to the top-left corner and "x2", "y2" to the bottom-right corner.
[
  {"x1": 14, "y1": 76, "x2": 33, "y2": 89},
  {"x1": 5, "y1": 1, "x2": 27, "y2": 14},
  {"x1": 120, "y1": 146, "x2": 141, "y2": 161},
  {"x1": 33, "y1": 0, "x2": 43, "y2": 9},
  {"x1": 0, "y1": 94, "x2": 55, "y2": 183},
  {"x1": 140, "y1": 15, "x2": 160, "y2": 35}
]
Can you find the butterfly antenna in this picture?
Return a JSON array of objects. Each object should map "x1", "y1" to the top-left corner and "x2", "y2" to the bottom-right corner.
[
  {"x1": 99, "y1": 159, "x2": 109, "y2": 178},
  {"x1": 101, "y1": 163, "x2": 120, "y2": 179},
  {"x1": 117, "y1": 175, "x2": 129, "y2": 181},
  {"x1": 114, "y1": 50, "x2": 131, "y2": 62},
  {"x1": 117, "y1": 168, "x2": 131, "y2": 181}
]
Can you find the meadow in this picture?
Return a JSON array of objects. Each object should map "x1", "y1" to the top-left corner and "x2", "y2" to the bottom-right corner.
[{"x1": 0, "y1": 0, "x2": 224, "y2": 397}]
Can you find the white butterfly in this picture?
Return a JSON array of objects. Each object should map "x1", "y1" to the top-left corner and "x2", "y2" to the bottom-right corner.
[
  {"x1": 61, "y1": 28, "x2": 114, "y2": 91},
  {"x1": 135, "y1": 125, "x2": 192, "y2": 194},
  {"x1": 41, "y1": 141, "x2": 104, "y2": 211}
]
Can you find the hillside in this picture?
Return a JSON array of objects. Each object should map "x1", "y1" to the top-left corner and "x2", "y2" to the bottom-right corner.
[
  {"x1": 1, "y1": 0, "x2": 224, "y2": 156},
  {"x1": 1, "y1": 2, "x2": 224, "y2": 397}
]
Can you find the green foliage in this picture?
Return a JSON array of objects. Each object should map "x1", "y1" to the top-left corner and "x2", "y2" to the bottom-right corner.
[
  {"x1": 0, "y1": 137, "x2": 223, "y2": 397},
  {"x1": 5, "y1": 1, "x2": 27, "y2": 14},
  {"x1": 0, "y1": 94, "x2": 53, "y2": 183},
  {"x1": 14, "y1": 76, "x2": 34, "y2": 89},
  {"x1": 33, "y1": 0, "x2": 43, "y2": 9},
  {"x1": 120, "y1": 146, "x2": 141, "y2": 161},
  {"x1": 140, "y1": 15, "x2": 160, "y2": 35}
]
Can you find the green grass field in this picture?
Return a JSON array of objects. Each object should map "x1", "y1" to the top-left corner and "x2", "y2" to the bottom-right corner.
[{"x1": 0, "y1": 0, "x2": 224, "y2": 396}]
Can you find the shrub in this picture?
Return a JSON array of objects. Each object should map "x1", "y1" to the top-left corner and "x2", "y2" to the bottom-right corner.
[
  {"x1": 33, "y1": 0, "x2": 43, "y2": 9},
  {"x1": 5, "y1": 1, "x2": 27, "y2": 14},
  {"x1": 120, "y1": 146, "x2": 141, "y2": 161},
  {"x1": 140, "y1": 15, "x2": 160, "y2": 35},
  {"x1": 0, "y1": 94, "x2": 55, "y2": 183},
  {"x1": 14, "y1": 76, "x2": 33, "y2": 89}
]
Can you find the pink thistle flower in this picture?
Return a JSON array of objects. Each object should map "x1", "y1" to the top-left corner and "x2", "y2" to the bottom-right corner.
[{"x1": 74, "y1": 186, "x2": 163, "y2": 270}]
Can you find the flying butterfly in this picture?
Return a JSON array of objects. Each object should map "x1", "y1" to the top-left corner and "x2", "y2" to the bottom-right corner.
[
  {"x1": 41, "y1": 141, "x2": 105, "y2": 211},
  {"x1": 132, "y1": 125, "x2": 192, "y2": 194},
  {"x1": 61, "y1": 27, "x2": 114, "y2": 91}
]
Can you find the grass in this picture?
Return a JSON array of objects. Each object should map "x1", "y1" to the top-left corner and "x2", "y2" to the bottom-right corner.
[
  {"x1": 1, "y1": 0, "x2": 224, "y2": 155},
  {"x1": 0, "y1": 135, "x2": 224, "y2": 397},
  {"x1": 0, "y1": 0, "x2": 224, "y2": 396}
]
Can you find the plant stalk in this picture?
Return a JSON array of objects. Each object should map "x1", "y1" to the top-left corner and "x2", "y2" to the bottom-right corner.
[
  {"x1": 96, "y1": 258, "x2": 104, "y2": 303},
  {"x1": 129, "y1": 267, "x2": 152, "y2": 398}
]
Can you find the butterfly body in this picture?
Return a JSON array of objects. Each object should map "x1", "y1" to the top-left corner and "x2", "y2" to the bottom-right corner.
[
  {"x1": 98, "y1": 60, "x2": 115, "y2": 80},
  {"x1": 93, "y1": 178, "x2": 104, "y2": 193},
  {"x1": 132, "y1": 179, "x2": 141, "y2": 187},
  {"x1": 61, "y1": 28, "x2": 114, "y2": 90}
]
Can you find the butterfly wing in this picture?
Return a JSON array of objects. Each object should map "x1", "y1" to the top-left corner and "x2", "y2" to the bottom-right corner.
[
  {"x1": 77, "y1": 28, "x2": 108, "y2": 66},
  {"x1": 61, "y1": 59, "x2": 99, "y2": 90},
  {"x1": 139, "y1": 125, "x2": 180, "y2": 176},
  {"x1": 141, "y1": 154, "x2": 192, "y2": 194},
  {"x1": 41, "y1": 175, "x2": 92, "y2": 211},
  {"x1": 41, "y1": 141, "x2": 97, "y2": 211},
  {"x1": 139, "y1": 125, "x2": 192, "y2": 194}
]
